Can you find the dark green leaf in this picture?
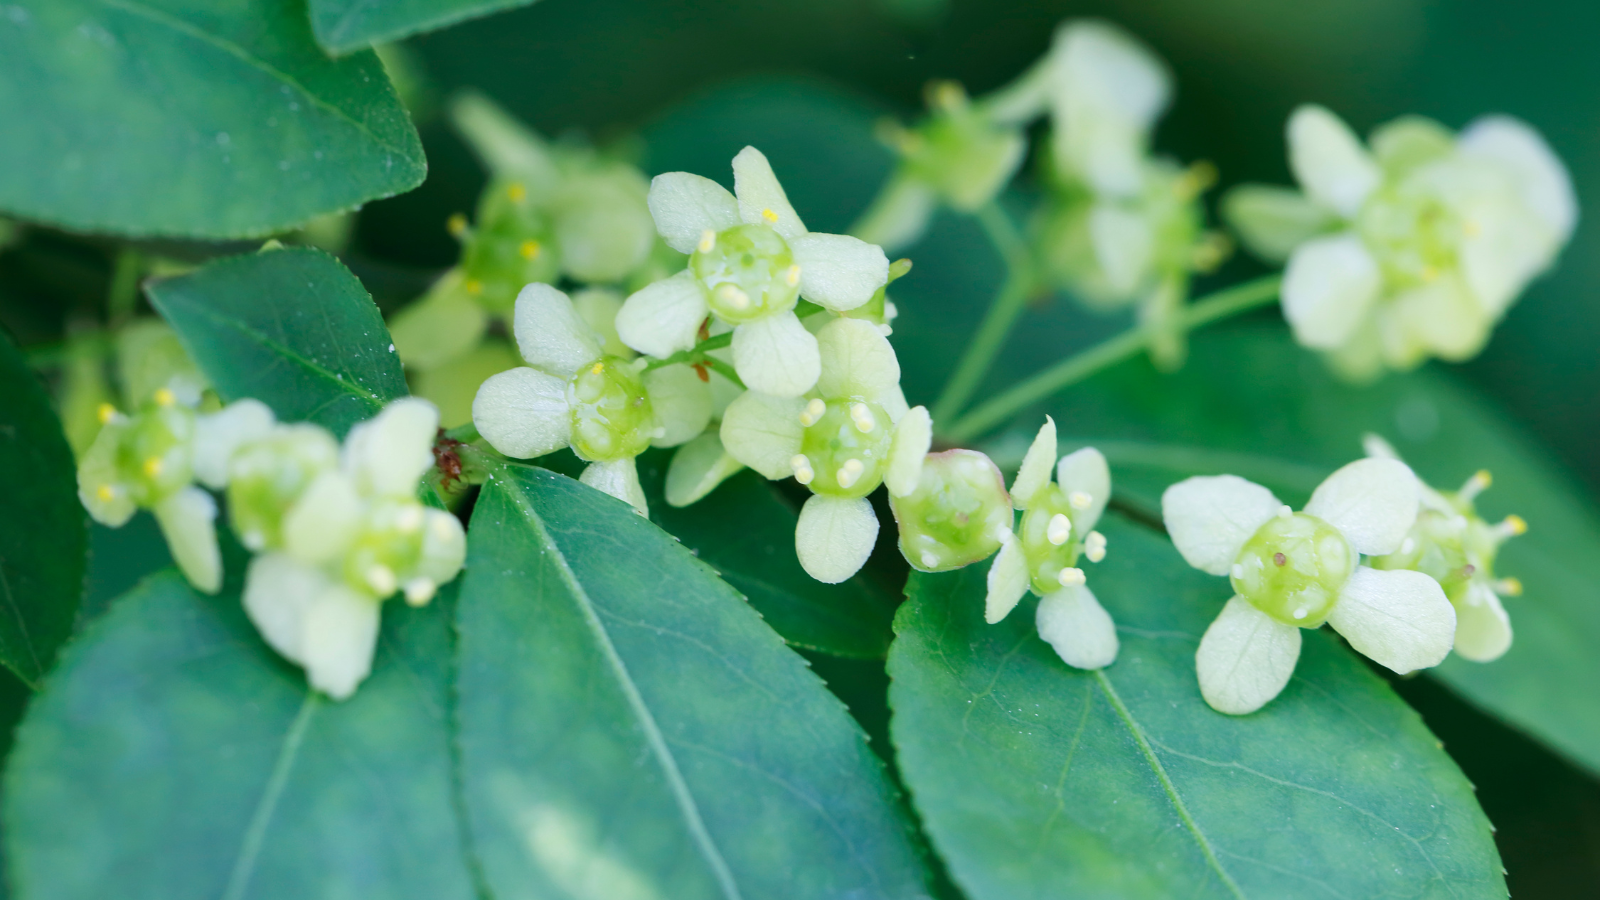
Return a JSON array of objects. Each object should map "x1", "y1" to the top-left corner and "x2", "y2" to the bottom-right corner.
[
  {"x1": 0, "y1": 0, "x2": 423, "y2": 238},
  {"x1": 148, "y1": 247, "x2": 407, "y2": 437},
  {"x1": 456, "y1": 463, "x2": 927, "y2": 898},
  {"x1": 1022, "y1": 324, "x2": 1600, "y2": 778},
  {"x1": 309, "y1": 0, "x2": 539, "y2": 55},
  {"x1": 0, "y1": 329, "x2": 84, "y2": 686},
  {"x1": 636, "y1": 451, "x2": 897, "y2": 658},
  {"x1": 3, "y1": 571, "x2": 475, "y2": 899},
  {"x1": 889, "y1": 513, "x2": 1505, "y2": 899}
]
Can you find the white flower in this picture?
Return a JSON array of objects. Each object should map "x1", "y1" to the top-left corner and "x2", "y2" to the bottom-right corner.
[
  {"x1": 616, "y1": 147, "x2": 890, "y2": 397},
  {"x1": 241, "y1": 399, "x2": 467, "y2": 700},
  {"x1": 1162, "y1": 457, "x2": 1454, "y2": 715},
  {"x1": 1232, "y1": 106, "x2": 1576, "y2": 377},
  {"x1": 719, "y1": 318, "x2": 908, "y2": 583},
  {"x1": 981, "y1": 418, "x2": 1119, "y2": 670},
  {"x1": 472, "y1": 283, "x2": 712, "y2": 514},
  {"x1": 1044, "y1": 20, "x2": 1171, "y2": 199},
  {"x1": 1363, "y1": 434, "x2": 1524, "y2": 662}
]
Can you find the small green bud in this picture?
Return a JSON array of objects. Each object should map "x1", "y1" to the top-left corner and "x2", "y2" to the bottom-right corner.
[
  {"x1": 460, "y1": 178, "x2": 561, "y2": 313},
  {"x1": 793, "y1": 399, "x2": 891, "y2": 499},
  {"x1": 568, "y1": 357, "x2": 654, "y2": 462},
  {"x1": 891, "y1": 449, "x2": 1011, "y2": 572},
  {"x1": 119, "y1": 399, "x2": 197, "y2": 506},
  {"x1": 691, "y1": 224, "x2": 799, "y2": 324},
  {"x1": 1231, "y1": 511, "x2": 1353, "y2": 627}
]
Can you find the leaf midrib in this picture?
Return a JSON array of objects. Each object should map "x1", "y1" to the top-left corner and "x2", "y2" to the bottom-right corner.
[
  {"x1": 490, "y1": 468, "x2": 746, "y2": 899},
  {"x1": 222, "y1": 694, "x2": 320, "y2": 900}
]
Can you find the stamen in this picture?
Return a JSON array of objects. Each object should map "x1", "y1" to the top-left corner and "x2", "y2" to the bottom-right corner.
[
  {"x1": 1231, "y1": 563, "x2": 1244, "y2": 579},
  {"x1": 1057, "y1": 567, "x2": 1086, "y2": 587},
  {"x1": 761, "y1": 208, "x2": 779, "y2": 223},
  {"x1": 142, "y1": 457, "x2": 163, "y2": 478},
  {"x1": 153, "y1": 387, "x2": 176, "y2": 407},
  {"x1": 96, "y1": 403, "x2": 118, "y2": 424},
  {"x1": 404, "y1": 578, "x2": 437, "y2": 607},
  {"x1": 1496, "y1": 515, "x2": 1528, "y2": 539},
  {"x1": 785, "y1": 264, "x2": 801, "y2": 287},
  {"x1": 920, "y1": 552, "x2": 939, "y2": 569},
  {"x1": 1277, "y1": 505, "x2": 1293, "y2": 519},
  {"x1": 849, "y1": 403, "x2": 876, "y2": 433},
  {"x1": 446, "y1": 213, "x2": 468, "y2": 237},
  {"x1": 465, "y1": 279, "x2": 483, "y2": 296},
  {"x1": 590, "y1": 362, "x2": 605, "y2": 375},
  {"x1": 367, "y1": 564, "x2": 398, "y2": 596},
  {"x1": 96, "y1": 485, "x2": 115, "y2": 502},
  {"x1": 506, "y1": 182, "x2": 526, "y2": 202},
  {"x1": 836, "y1": 458, "x2": 865, "y2": 489},
  {"x1": 790, "y1": 454, "x2": 814, "y2": 485},
  {"x1": 1293, "y1": 607, "x2": 1308, "y2": 620},
  {"x1": 697, "y1": 229, "x2": 717, "y2": 253},
  {"x1": 519, "y1": 239, "x2": 542, "y2": 260},
  {"x1": 799, "y1": 398, "x2": 826, "y2": 427},
  {"x1": 1085, "y1": 531, "x2": 1107, "y2": 563},
  {"x1": 1046, "y1": 514, "x2": 1071, "y2": 546},
  {"x1": 717, "y1": 284, "x2": 751, "y2": 310},
  {"x1": 1496, "y1": 577, "x2": 1524, "y2": 597},
  {"x1": 1459, "y1": 469, "x2": 1491, "y2": 502},
  {"x1": 1068, "y1": 491, "x2": 1092, "y2": 511}
]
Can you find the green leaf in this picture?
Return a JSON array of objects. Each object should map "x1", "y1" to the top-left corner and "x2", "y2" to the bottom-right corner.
[
  {"x1": 456, "y1": 463, "x2": 927, "y2": 898},
  {"x1": 1026, "y1": 324, "x2": 1600, "y2": 778},
  {"x1": 0, "y1": 329, "x2": 85, "y2": 686},
  {"x1": 889, "y1": 513, "x2": 1506, "y2": 899},
  {"x1": 636, "y1": 451, "x2": 897, "y2": 658},
  {"x1": 309, "y1": 0, "x2": 540, "y2": 55},
  {"x1": 0, "y1": 0, "x2": 424, "y2": 238},
  {"x1": 3, "y1": 571, "x2": 476, "y2": 899},
  {"x1": 148, "y1": 247, "x2": 407, "y2": 437}
]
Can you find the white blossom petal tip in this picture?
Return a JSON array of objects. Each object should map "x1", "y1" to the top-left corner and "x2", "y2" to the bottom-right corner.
[
  {"x1": 513, "y1": 283, "x2": 603, "y2": 378},
  {"x1": 789, "y1": 233, "x2": 889, "y2": 312},
  {"x1": 1036, "y1": 584, "x2": 1119, "y2": 669},
  {"x1": 647, "y1": 172, "x2": 741, "y2": 254},
  {"x1": 1010, "y1": 417, "x2": 1057, "y2": 509},
  {"x1": 730, "y1": 312, "x2": 821, "y2": 398},
  {"x1": 795, "y1": 495, "x2": 878, "y2": 584},
  {"x1": 731, "y1": 146, "x2": 806, "y2": 238},
  {"x1": 1281, "y1": 233, "x2": 1381, "y2": 351},
  {"x1": 985, "y1": 534, "x2": 1030, "y2": 624},
  {"x1": 1328, "y1": 567, "x2": 1455, "y2": 674},
  {"x1": 580, "y1": 458, "x2": 648, "y2": 516},
  {"x1": 343, "y1": 397, "x2": 439, "y2": 498},
  {"x1": 1304, "y1": 457, "x2": 1419, "y2": 556},
  {"x1": 1287, "y1": 104, "x2": 1379, "y2": 218},
  {"x1": 1161, "y1": 475, "x2": 1281, "y2": 576},
  {"x1": 472, "y1": 367, "x2": 572, "y2": 460},
  {"x1": 886, "y1": 406, "x2": 933, "y2": 498},
  {"x1": 1196, "y1": 596, "x2": 1303, "y2": 715},
  {"x1": 814, "y1": 316, "x2": 900, "y2": 401},
  {"x1": 616, "y1": 271, "x2": 709, "y2": 359},
  {"x1": 719, "y1": 391, "x2": 806, "y2": 479}
]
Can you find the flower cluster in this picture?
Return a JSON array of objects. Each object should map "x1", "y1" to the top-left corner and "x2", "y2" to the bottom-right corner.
[
  {"x1": 1227, "y1": 105, "x2": 1576, "y2": 379},
  {"x1": 79, "y1": 394, "x2": 465, "y2": 699}
]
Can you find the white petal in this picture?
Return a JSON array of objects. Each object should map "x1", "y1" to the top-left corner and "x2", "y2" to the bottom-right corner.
[
  {"x1": 570, "y1": 287, "x2": 631, "y2": 359},
  {"x1": 644, "y1": 365, "x2": 713, "y2": 448},
  {"x1": 152, "y1": 486, "x2": 221, "y2": 594},
  {"x1": 1361, "y1": 433, "x2": 1401, "y2": 460},
  {"x1": 647, "y1": 172, "x2": 741, "y2": 254},
  {"x1": 879, "y1": 383, "x2": 910, "y2": 425},
  {"x1": 416, "y1": 508, "x2": 468, "y2": 585},
  {"x1": 731, "y1": 312, "x2": 821, "y2": 398},
  {"x1": 885, "y1": 406, "x2": 932, "y2": 498},
  {"x1": 1010, "y1": 416, "x2": 1057, "y2": 509},
  {"x1": 1222, "y1": 184, "x2": 1336, "y2": 263},
  {"x1": 302, "y1": 584, "x2": 382, "y2": 700},
  {"x1": 342, "y1": 397, "x2": 439, "y2": 498},
  {"x1": 282, "y1": 470, "x2": 363, "y2": 566},
  {"x1": 1057, "y1": 446, "x2": 1111, "y2": 534},
  {"x1": 731, "y1": 146, "x2": 806, "y2": 238},
  {"x1": 1051, "y1": 21, "x2": 1170, "y2": 131},
  {"x1": 719, "y1": 390, "x2": 806, "y2": 479},
  {"x1": 554, "y1": 169, "x2": 656, "y2": 284},
  {"x1": 848, "y1": 174, "x2": 937, "y2": 253},
  {"x1": 192, "y1": 399, "x2": 275, "y2": 490},
  {"x1": 985, "y1": 534, "x2": 1030, "y2": 624},
  {"x1": 665, "y1": 433, "x2": 744, "y2": 507},
  {"x1": 814, "y1": 317, "x2": 899, "y2": 400},
  {"x1": 1161, "y1": 475, "x2": 1281, "y2": 576},
  {"x1": 472, "y1": 367, "x2": 572, "y2": 459},
  {"x1": 449, "y1": 91, "x2": 560, "y2": 189},
  {"x1": 1328, "y1": 567, "x2": 1455, "y2": 673},
  {"x1": 1387, "y1": 275, "x2": 1489, "y2": 361},
  {"x1": 580, "y1": 458, "x2": 647, "y2": 516},
  {"x1": 1281, "y1": 233, "x2": 1382, "y2": 351},
  {"x1": 1459, "y1": 115, "x2": 1577, "y2": 241},
  {"x1": 789, "y1": 232, "x2": 889, "y2": 312},
  {"x1": 1036, "y1": 584, "x2": 1119, "y2": 669},
  {"x1": 1305, "y1": 457, "x2": 1419, "y2": 556},
  {"x1": 616, "y1": 271, "x2": 709, "y2": 359},
  {"x1": 242, "y1": 553, "x2": 322, "y2": 664},
  {"x1": 1454, "y1": 580, "x2": 1512, "y2": 662},
  {"x1": 795, "y1": 495, "x2": 878, "y2": 584},
  {"x1": 388, "y1": 271, "x2": 490, "y2": 372},
  {"x1": 1288, "y1": 105, "x2": 1379, "y2": 218},
  {"x1": 1089, "y1": 203, "x2": 1154, "y2": 296},
  {"x1": 1196, "y1": 596, "x2": 1303, "y2": 715},
  {"x1": 513, "y1": 283, "x2": 603, "y2": 378}
]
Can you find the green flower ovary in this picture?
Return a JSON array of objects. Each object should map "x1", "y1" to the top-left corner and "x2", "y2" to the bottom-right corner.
[
  {"x1": 115, "y1": 403, "x2": 196, "y2": 506},
  {"x1": 892, "y1": 450, "x2": 1011, "y2": 571},
  {"x1": 340, "y1": 499, "x2": 433, "y2": 598},
  {"x1": 1231, "y1": 512, "x2": 1353, "y2": 627},
  {"x1": 1356, "y1": 182, "x2": 1463, "y2": 291},
  {"x1": 1018, "y1": 485, "x2": 1084, "y2": 594},
  {"x1": 691, "y1": 224, "x2": 799, "y2": 324},
  {"x1": 795, "y1": 400, "x2": 890, "y2": 499},
  {"x1": 226, "y1": 429, "x2": 340, "y2": 552},
  {"x1": 460, "y1": 179, "x2": 560, "y2": 313},
  {"x1": 568, "y1": 357, "x2": 653, "y2": 462}
]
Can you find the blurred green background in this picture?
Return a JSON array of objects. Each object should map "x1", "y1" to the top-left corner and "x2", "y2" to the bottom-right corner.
[{"x1": 3, "y1": 0, "x2": 1597, "y2": 893}]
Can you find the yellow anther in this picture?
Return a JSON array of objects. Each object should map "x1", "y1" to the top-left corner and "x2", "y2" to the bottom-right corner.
[
  {"x1": 153, "y1": 387, "x2": 176, "y2": 407},
  {"x1": 404, "y1": 578, "x2": 437, "y2": 607},
  {"x1": 836, "y1": 458, "x2": 865, "y2": 489},
  {"x1": 799, "y1": 398, "x2": 826, "y2": 427},
  {"x1": 446, "y1": 213, "x2": 468, "y2": 237},
  {"x1": 1476, "y1": 469, "x2": 1493, "y2": 488},
  {"x1": 1085, "y1": 530, "x2": 1107, "y2": 563},
  {"x1": 465, "y1": 279, "x2": 483, "y2": 296},
  {"x1": 790, "y1": 454, "x2": 814, "y2": 485},
  {"x1": 849, "y1": 402, "x2": 876, "y2": 434},
  {"x1": 96, "y1": 485, "x2": 115, "y2": 502},
  {"x1": 1057, "y1": 567, "x2": 1086, "y2": 587},
  {"x1": 929, "y1": 80, "x2": 965, "y2": 111},
  {"x1": 1502, "y1": 514, "x2": 1528, "y2": 536},
  {"x1": 1497, "y1": 577, "x2": 1524, "y2": 597},
  {"x1": 142, "y1": 457, "x2": 163, "y2": 478},
  {"x1": 785, "y1": 264, "x2": 801, "y2": 287},
  {"x1": 1069, "y1": 491, "x2": 1093, "y2": 511},
  {"x1": 697, "y1": 229, "x2": 717, "y2": 253},
  {"x1": 590, "y1": 362, "x2": 605, "y2": 375},
  {"x1": 717, "y1": 284, "x2": 750, "y2": 310},
  {"x1": 761, "y1": 208, "x2": 779, "y2": 223},
  {"x1": 519, "y1": 239, "x2": 542, "y2": 260},
  {"x1": 96, "y1": 403, "x2": 118, "y2": 424},
  {"x1": 507, "y1": 182, "x2": 526, "y2": 203},
  {"x1": 1046, "y1": 514, "x2": 1071, "y2": 546}
]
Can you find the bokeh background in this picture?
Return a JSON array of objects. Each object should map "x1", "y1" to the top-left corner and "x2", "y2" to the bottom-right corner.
[{"x1": 4, "y1": 0, "x2": 1596, "y2": 893}]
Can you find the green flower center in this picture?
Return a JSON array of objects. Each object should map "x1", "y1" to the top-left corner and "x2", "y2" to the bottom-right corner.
[
  {"x1": 1018, "y1": 485, "x2": 1084, "y2": 594},
  {"x1": 890, "y1": 450, "x2": 1011, "y2": 571},
  {"x1": 341, "y1": 499, "x2": 430, "y2": 598},
  {"x1": 1357, "y1": 184, "x2": 1463, "y2": 290},
  {"x1": 795, "y1": 399, "x2": 890, "y2": 499},
  {"x1": 691, "y1": 223, "x2": 799, "y2": 324},
  {"x1": 460, "y1": 179, "x2": 561, "y2": 314},
  {"x1": 568, "y1": 356, "x2": 653, "y2": 462},
  {"x1": 115, "y1": 403, "x2": 196, "y2": 506},
  {"x1": 1373, "y1": 508, "x2": 1494, "y2": 606},
  {"x1": 1231, "y1": 512, "x2": 1353, "y2": 627},
  {"x1": 226, "y1": 430, "x2": 339, "y2": 552}
]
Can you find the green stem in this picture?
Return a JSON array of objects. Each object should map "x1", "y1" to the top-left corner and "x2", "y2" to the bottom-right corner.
[
  {"x1": 929, "y1": 202, "x2": 1034, "y2": 424},
  {"x1": 106, "y1": 249, "x2": 143, "y2": 327},
  {"x1": 941, "y1": 274, "x2": 1282, "y2": 443},
  {"x1": 642, "y1": 332, "x2": 732, "y2": 372}
]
